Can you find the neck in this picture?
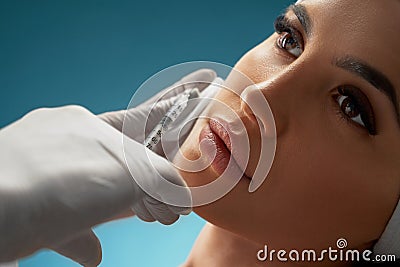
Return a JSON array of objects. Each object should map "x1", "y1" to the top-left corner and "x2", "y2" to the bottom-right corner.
[
  {"x1": 182, "y1": 223, "x2": 353, "y2": 267},
  {"x1": 181, "y1": 223, "x2": 290, "y2": 267}
]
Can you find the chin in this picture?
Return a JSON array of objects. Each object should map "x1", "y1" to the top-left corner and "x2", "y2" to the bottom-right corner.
[{"x1": 174, "y1": 123, "x2": 254, "y2": 234}]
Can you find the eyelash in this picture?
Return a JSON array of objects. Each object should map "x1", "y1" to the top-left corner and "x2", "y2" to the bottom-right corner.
[
  {"x1": 273, "y1": 15, "x2": 377, "y2": 136},
  {"x1": 273, "y1": 15, "x2": 304, "y2": 58},
  {"x1": 333, "y1": 86, "x2": 377, "y2": 135}
]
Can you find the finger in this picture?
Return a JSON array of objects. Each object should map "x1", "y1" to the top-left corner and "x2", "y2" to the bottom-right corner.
[
  {"x1": 98, "y1": 69, "x2": 216, "y2": 132},
  {"x1": 52, "y1": 230, "x2": 102, "y2": 267},
  {"x1": 132, "y1": 199, "x2": 156, "y2": 222},
  {"x1": 143, "y1": 195, "x2": 179, "y2": 225},
  {"x1": 140, "y1": 68, "x2": 217, "y2": 107},
  {"x1": 167, "y1": 203, "x2": 192, "y2": 216},
  {"x1": 98, "y1": 109, "x2": 126, "y2": 132},
  {"x1": 99, "y1": 96, "x2": 177, "y2": 139},
  {"x1": 128, "y1": 96, "x2": 179, "y2": 142},
  {"x1": 102, "y1": 95, "x2": 186, "y2": 146},
  {"x1": 180, "y1": 68, "x2": 216, "y2": 90},
  {"x1": 152, "y1": 156, "x2": 193, "y2": 212}
]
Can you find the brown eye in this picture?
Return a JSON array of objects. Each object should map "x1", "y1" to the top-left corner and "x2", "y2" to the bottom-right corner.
[
  {"x1": 337, "y1": 94, "x2": 364, "y2": 127},
  {"x1": 335, "y1": 86, "x2": 377, "y2": 135},
  {"x1": 339, "y1": 96, "x2": 360, "y2": 118},
  {"x1": 274, "y1": 15, "x2": 304, "y2": 58},
  {"x1": 276, "y1": 32, "x2": 303, "y2": 57}
]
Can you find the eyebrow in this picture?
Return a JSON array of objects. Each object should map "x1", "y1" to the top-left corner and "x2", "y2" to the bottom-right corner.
[
  {"x1": 287, "y1": 4, "x2": 312, "y2": 37},
  {"x1": 335, "y1": 56, "x2": 400, "y2": 125},
  {"x1": 287, "y1": 4, "x2": 400, "y2": 127}
]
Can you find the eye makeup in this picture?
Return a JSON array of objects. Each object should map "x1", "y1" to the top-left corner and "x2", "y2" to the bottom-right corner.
[
  {"x1": 273, "y1": 13, "x2": 378, "y2": 136},
  {"x1": 274, "y1": 15, "x2": 304, "y2": 58},
  {"x1": 333, "y1": 86, "x2": 377, "y2": 135}
]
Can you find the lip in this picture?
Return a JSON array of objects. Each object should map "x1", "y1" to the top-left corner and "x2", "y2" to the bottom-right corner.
[
  {"x1": 199, "y1": 123, "x2": 231, "y2": 176},
  {"x1": 209, "y1": 119, "x2": 232, "y2": 152},
  {"x1": 199, "y1": 119, "x2": 251, "y2": 180},
  {"x1": 210, "y1": 118, "x2": 252, "y2": 179}
]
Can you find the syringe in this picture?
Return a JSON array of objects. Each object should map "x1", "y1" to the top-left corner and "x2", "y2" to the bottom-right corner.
[{"x1": 144, "y1": 88, "x2": 200, "y2": 151}]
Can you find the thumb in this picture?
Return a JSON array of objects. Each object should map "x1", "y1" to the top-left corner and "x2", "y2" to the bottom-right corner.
[
  {"x1": 99, "y1": 96, "x2": 178, "y2": 142},
  {"x1": 52, "y1": 230, "x2": 102, "y2": 267},
  {"x1": 98, "y1": 68, "x2": 217, "y2": 133}
]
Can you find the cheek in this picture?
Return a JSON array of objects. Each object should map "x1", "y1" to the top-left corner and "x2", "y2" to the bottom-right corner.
[
  {"x1": 246, "y1": 128, "x2": 396, "y2": 249},
  {"x1": 191, "y1": 124, "x2": 397, "y2": 251},
  {"x1": 234, "y1": 35, "x2": 287, "y2": 83}
]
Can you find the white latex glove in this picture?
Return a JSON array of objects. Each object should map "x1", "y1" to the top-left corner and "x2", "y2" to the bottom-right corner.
[
  {"x1": 99, "y1": 69, "x2": 217, "y2": 156},
  {"x1": 0, "y1": 105, "x2": 191, "y2": 266}
]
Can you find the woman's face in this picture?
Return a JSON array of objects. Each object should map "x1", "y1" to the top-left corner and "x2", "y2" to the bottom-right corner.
[{"x1": 175, "y1": 0, "x2": 400, "y2": 251}]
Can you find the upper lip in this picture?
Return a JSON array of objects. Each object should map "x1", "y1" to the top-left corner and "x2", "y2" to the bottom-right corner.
[
  {"x1": 209, "y1": 118, "x2": 232, "y2": 152},
  {"x1": 208, "y1": 118, "x2": 251, "y2": 180}
]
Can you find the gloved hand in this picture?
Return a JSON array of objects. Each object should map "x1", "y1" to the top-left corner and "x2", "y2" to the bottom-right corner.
[
  {"x1": 0, "y1": 105, "x2": 191, "y2": 266},
  {"x1": 99, "y1": 68, "x2": 217, "y2": 156}
]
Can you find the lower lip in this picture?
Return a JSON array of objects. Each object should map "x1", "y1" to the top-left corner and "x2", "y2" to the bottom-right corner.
[{"x1": 199, "y1": 123, "x2": 232, "y2": 176}]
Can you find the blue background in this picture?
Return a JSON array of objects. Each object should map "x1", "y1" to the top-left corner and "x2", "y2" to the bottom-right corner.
[{"x1": 0, "y1": 0, "x2": 293, "y2": 266}]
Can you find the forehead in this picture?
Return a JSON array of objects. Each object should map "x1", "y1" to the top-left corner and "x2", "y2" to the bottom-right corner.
[
  {"x1": 303, "y1": 0, "x2": 400, "y2": 27},
  {"x1": 302, "y1": 0, "x2": 400, "y2": 56},
  {"x1": 300, "y1": 0, "x2": 400, "y2": 102}
]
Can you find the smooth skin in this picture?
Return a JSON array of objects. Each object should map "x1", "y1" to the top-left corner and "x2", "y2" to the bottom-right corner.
[{"x1": 176, "y1": 0, "x2": 400, "y2": 266}]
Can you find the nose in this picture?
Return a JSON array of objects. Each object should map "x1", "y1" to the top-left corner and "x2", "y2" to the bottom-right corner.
[
  {"x1": 238, "y1": 67, "x2": 313, "y2": 192},
  {"x1": 240, "y1": 81, "x2": 276, "y2": 138},
  {"x1": 240, "y1": 82, "x2": 278, "y2": 192},
  {"x1": 239, "y1": 65, "x2": 311, "y2": 138}
]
